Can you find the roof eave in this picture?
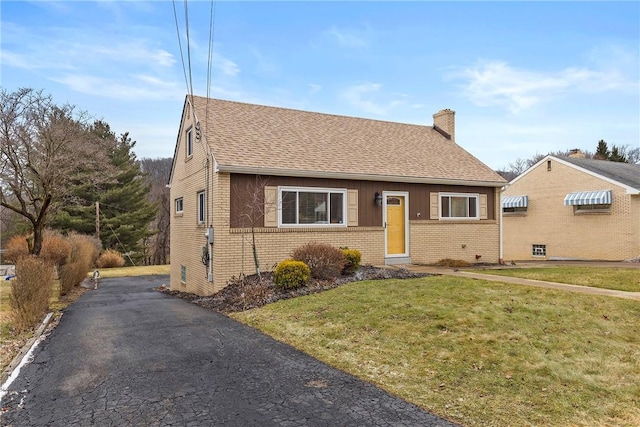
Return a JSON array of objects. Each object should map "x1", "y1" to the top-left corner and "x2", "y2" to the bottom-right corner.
[{"x1": 217, "y1": 165, "x2": 506, "y2": 187}]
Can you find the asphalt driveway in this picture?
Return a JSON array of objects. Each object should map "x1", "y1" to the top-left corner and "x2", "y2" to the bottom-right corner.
[{"x1": 1, "y1": 275, "x2": 457, "y2": 426}]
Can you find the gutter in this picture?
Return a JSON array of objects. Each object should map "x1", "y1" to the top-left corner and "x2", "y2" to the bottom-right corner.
[{"x1": 216, "y1": 165, "x2": 506, "y2": 188}]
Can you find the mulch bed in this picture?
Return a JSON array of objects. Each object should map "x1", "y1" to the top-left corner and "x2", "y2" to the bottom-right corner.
[{"x1": 156, "y1": 265, "x2": 431, "y2": 314}]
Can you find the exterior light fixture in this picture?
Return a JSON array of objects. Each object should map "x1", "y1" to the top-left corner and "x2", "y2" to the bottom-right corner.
[{"x1": 375, "y1": 192, "x2": 383, "y2": 206}]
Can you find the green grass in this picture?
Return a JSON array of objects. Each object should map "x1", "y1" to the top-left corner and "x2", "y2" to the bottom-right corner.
[
  {"x1": 233, "y1": 276, "x2": 640, "y2": 427},
  {"x1": 477, "y1": 266, "x2": 640, "y2": 292}
]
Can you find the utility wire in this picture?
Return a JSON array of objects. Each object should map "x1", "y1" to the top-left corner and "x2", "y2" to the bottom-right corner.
[
  {"x1": 172, "y1": 0, "x2": 191, "y2": 97},
  {"x1": 184, "y1": 0, "x2": 194, "y2": 99}
]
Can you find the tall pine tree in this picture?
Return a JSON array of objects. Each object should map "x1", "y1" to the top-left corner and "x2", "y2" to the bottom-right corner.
[
  {"x1": 595, "y1": 140, "x2": 610, "y2": 160},
  {"x1": 53, "y1": 122, "x2": 157, "y2": 264}
]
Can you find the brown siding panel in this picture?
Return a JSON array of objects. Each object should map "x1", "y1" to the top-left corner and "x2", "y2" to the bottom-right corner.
[{"x1": 230, "y1": 174, "x2": 497, "y2": 227}]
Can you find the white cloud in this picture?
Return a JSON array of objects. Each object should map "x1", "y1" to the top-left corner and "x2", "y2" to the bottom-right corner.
[
  {"x1": 308, "y1": 83, "x2": 322, "y2": 94},
  {"x1": 323, "y1": 25, "x2": 371, "y2": 49},
  {"x1": 340, "y1": 82, "x2": 409, "y2": 116},
  {"x1": 450, "y1": 60, "x2": 638, "y2": 113},
  {"x1": 51, "y1": 74, "x2": 183, "y2": 101}
]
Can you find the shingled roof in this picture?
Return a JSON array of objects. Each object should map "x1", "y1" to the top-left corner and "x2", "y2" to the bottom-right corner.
[
  {"x1": 189, "y1": 96, "x2": 506, "y2": 187},
  {"x1": 559, "y1": 156, "x2": 640, "y2": 191}
]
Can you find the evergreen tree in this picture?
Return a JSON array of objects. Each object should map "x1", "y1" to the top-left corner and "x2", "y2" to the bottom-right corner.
[
  {"x1": 595, "y1": 140, "x2": 609, "y2": 160},
  {"x1": 53, "y1": 122, "x2": 157, "y2": 264},
  {"x1": 609, "y1": 145, "x2": 627, "y2": 163}
]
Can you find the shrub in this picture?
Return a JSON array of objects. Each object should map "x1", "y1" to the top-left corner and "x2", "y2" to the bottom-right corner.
[
  {"x1": 96, "y1": 249, "x2": 126, "y2": 268},
  {"x1": 273, "y1": 260, "x2": 311, "y2": 290},
  {"x1": 292, "y1": 242, "x2": 345, "y2": 280},
  {"x1": 10, "y1": 256, "x2": 54, "y2": 333},
  {"x1": 4, "y1": 234, "x2": 29, "y2": 263},
  {"x1": 40, "y1": 230, "x2": 72, "y2": 269},
  {"x1": 341, "y1": 248, "x2": 362, "y2": 274},
  {"x1": 59, "y1": 234, "x2": 97, "y2": 296}
]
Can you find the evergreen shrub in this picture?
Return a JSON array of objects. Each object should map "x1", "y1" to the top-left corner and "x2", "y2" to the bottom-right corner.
[
  {"x1": 274, "y1": 260, "x2": 311, "y2": 290},
  {"x1": 341, "y1": 248, "x2": 362, "y2": 274}
]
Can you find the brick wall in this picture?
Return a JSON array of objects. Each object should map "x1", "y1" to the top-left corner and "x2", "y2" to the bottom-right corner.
[{"x1": 503, "y1": 158, "x2": 640, "y2": 261}]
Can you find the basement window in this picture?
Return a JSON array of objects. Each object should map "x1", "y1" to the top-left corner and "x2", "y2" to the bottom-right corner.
[{"x1": 532, "y1": 244, "x2": 546, "y2": 257}]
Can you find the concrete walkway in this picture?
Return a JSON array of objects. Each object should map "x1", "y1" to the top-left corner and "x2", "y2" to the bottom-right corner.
[
  {"x1": 401, "y1": 262, "x2": 640, "y2": 301},
  {"x1": 1, "y1": 275, "x2": 457, "y2": 427}
]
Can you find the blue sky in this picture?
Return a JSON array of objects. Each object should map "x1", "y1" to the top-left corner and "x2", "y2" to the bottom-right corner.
[{"x1": 1, "y1": 1, "x2": 638, "y2": 170}]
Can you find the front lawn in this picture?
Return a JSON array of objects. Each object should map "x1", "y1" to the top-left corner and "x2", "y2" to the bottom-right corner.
[
  {"x1": 233, "y1": 276, "x2": 640, "y2": 427},
  {"x1": 477, "y1": 266, "x2": 640, "y2": 292}
]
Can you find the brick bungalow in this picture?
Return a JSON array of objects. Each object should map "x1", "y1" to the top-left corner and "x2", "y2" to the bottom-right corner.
[
  {"x1": 169, "y1": 96, "x2": 506, "y2": 295},
  {"x1": 502, "y1": 154, "x2": 640, "y2": 261}
]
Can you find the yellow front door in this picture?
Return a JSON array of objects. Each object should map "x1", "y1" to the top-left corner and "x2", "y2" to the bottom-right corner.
[{"x1": 386, "y1": 196, "x2": 405, "y2": 255}]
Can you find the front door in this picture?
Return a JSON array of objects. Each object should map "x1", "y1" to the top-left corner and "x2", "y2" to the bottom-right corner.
[{"x1": 385, "y1": 193, "x2": 407, "y2": 256}]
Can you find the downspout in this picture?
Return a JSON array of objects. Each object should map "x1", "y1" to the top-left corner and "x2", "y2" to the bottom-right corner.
[
  {"x1": 499, "y1": 186, "x2": 506, "y2": 265},
  {"x1": 207, "y1": 154, "x2": 214, "y2": 283}
]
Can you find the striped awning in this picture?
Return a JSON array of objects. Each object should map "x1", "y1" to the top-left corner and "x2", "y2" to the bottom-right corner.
[
  {"x1": 564, "y1": 190, "x2": 612, "y2": 206},
  {"x1": 502, "y1": 195, "x2": 528, "y2": 208}
]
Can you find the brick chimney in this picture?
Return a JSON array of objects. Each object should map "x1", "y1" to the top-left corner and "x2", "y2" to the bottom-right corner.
[
  {"x1": 568, "y1": 149, "x2": 585, "y2": 158},
  {"x1": 433, "y1": 109, "x2": 455, "y2": 140}
]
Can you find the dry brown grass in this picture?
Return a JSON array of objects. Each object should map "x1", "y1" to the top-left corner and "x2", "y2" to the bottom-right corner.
[
  {"x1": 9, "y1": 257, "x2": 54, "y2": 334},
  {"x1": 59, "y1": 234, "x2": 98, "y2": 296},
  {"x1": 96, "y1": 249, "x2": 126, "y2": 268}
]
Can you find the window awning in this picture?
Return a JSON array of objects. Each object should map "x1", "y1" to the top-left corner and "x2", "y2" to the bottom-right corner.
[
  {"x1": 502, "y1": 195, "x2": 528, "y2": 208},
  {"x1": 564, "y1": 190, "x2": 611, "y2": 206}
]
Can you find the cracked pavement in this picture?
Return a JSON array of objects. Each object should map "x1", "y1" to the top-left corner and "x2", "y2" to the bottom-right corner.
[{"x1": 1, "y1": 275, "x2": 458, "y2": 426}]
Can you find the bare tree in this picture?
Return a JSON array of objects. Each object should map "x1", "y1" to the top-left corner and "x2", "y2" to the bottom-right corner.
[
  {"x1": 140, "y1": 157, "x2": 172, "y2": 265},
  {"x1": 232, "y1": 176, "x2": 279, "y2": 277},
  {"x1": 0, "y1": 88, "x2": 113, "y2": 255}
]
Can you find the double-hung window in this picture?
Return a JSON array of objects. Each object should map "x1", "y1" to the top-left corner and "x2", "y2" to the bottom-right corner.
[
  {"x1": 175, "y1": 197, "x2": 184, "y2": 214},
  {"x1": 279, "y1": 187, "x2": 346, "y2": 226},
  {"x1": 186, "y1": 127, "x2": 193, "y2": 157},
  {"x1": 197, "y1": 191, "x2": 205, "y2": 224},
  {"x1": 440, "y1": 193, "x2": 479, "y2": 219}
]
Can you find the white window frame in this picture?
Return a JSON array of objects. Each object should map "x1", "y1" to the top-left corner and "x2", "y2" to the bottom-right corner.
[
  {"x1": 278, "y1": 186, "x2": 347, "y2": 227},
  {"x1": 197, "y1": 190, "x2": 205, "y2": 224},
  {"x1": 175, "y1": 197, "x2": 184, "y2": 214},
  {"x1": 439, "y1": 193, "x2": 480, "y2": 220},
  {"x1": 186, "y1": 127, "x2": 193, "y2": 157}
]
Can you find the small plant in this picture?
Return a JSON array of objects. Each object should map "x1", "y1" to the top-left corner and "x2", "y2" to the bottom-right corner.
[
  {"x1": 274, "y1": 260, "x2": 311, "y2": 290},
  {"x1": 341, "y1": 248, "x2": 362, "y2": 275},
  {"x1": 292, "y1": 242, "x2": 345, "y2": 280},
  {"x1": 10, "y1": 256, "x2": 54, "y2": 333},
  {"x1": 96, "y1": 249, "x2": 126, "y2": 268},
  {"x1": 3, "y1": 234, "x2": 29, "y2": 263}
]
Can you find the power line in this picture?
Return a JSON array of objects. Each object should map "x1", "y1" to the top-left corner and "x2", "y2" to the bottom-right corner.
[{"x1": 172, "y1": 0, "x2": 191, "y2": 97}]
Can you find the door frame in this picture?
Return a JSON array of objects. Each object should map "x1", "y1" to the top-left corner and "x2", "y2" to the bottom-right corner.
[{"x1": 383, "y1": 191, "x2": 409, "y2": 259}]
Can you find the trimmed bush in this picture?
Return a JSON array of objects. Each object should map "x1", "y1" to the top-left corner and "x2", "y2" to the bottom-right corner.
[
  {"x1": 274, "y1": 260, "x2": 311, "y2": 290},
  {"x1": 292, "y1": 242, "x2": 345, "y2": 280},
  {"x1": 4, "y1": 234, "x2": 29, "y2": 263},
  {"x1": 59, "y1": 234, "x2": 97, "y2": 296},
  {"x1": 10, "y1": 256, "x2": 54, "y2": 333},
  {"x1": 96, "y1": 249, "x2": 126, "y2": 268},
  {"x1": 341, "y1": 248, "x2": 362, "y2": 274}
]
